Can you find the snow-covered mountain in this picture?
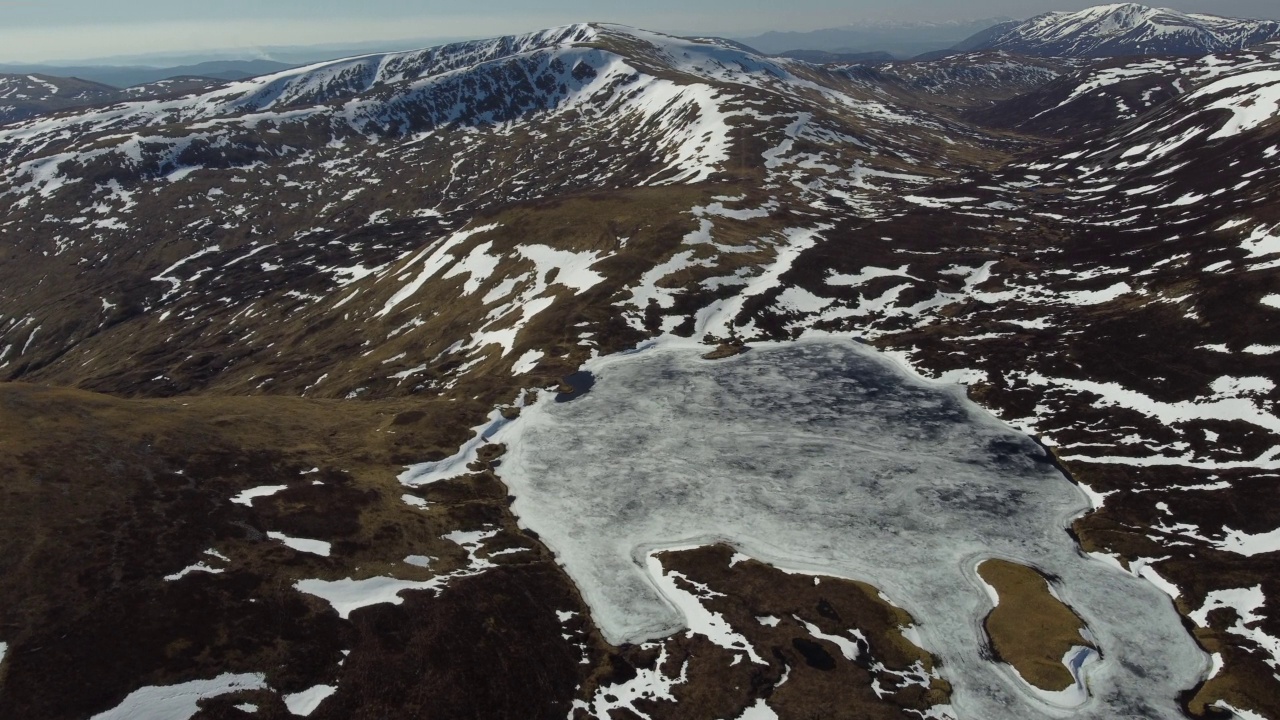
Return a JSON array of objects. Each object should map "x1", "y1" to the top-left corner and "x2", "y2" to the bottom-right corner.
[
  {"x1": 1, "y1": 21, "x2": 1279, "y2": 720},
  {"x1": 958, "y1": 3, "x2": 1280, "y2": 58},
  {"x1": 0, "y1": 73, "x2": 121, "y2": 124},
  {"x1": 0, "y1": 72, "x2": 233, "y2": 125},
  {"x1": 0, "y1": 59, "x2": 298, "y2": 90}
]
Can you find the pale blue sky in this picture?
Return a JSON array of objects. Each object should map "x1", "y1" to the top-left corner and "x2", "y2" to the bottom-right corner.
[{"x1": 2, "y1": 0, "x2": 1278, "y2": 63}]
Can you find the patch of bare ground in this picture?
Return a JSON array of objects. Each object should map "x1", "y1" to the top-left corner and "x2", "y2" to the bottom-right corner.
[
  {"x1": 701, "y1": 342, "x2": 749, "y2": 360},
  {"x1": 570, "y1": 544, "x2": 950, "y2": 720},
  {"x1": 976, "y1": 559, "x2": 1095, "y2": 693},
  {"x1": 0, "y1": 382, "x2": 564, "y2": 718}
]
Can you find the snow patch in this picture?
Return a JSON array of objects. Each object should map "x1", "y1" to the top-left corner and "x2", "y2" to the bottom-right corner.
[
  {"x1": 230, "y1": 484, "x2": 289, "y2": 506},
  {"x1": 283, "y1": 684, "x2": 337, "y2": 717},
  {"x1": 268, "y1": 532, "x2": 332, "y2": 557},
  {"x1": 1216, "y1": 527, "x2": 1280, "y2": 557},
  {"x1": 730, "y1": 699, "x2": 780, "y2": 720},
  {"x1": 294, "y1": 529, "x2": 500, "y2": 618},
  {"x1": 376, "y1": 223, "x2": 500, "y2": 317},
  {"x1": 89, "y1": 674, "x2": 268, "y2": 720},
  {"x1": 512, "y1": 349, "x2": 544, "y2": 375},
  {"x1": 647, "y1": 552, "x2": 765, "y2": 665}
]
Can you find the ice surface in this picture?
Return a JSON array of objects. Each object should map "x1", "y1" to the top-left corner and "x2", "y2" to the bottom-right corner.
[
  {"x1": 89, "y1": 673, "x2": 268, "y2": 720},
  {"x1": 284, "y1": 684, "x2": 337, "y2": 716},
  {"x1": 497, "y1": 338, "x2": 1208, "y2": 720}
]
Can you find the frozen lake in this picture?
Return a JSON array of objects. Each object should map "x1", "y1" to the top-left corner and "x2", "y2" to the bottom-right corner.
[{"x1": 496, "y1": 338, "x2": 1207, "y2": 719}]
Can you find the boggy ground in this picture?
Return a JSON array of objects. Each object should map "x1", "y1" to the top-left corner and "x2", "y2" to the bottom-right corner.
[
  {"x1": 0, "y1": 382, "x2": 495, "y2": 718},
  {"x1": 0, "y1": 381, "x2": 950, "y2": 720},
  {"x1": 591, "y1": 545, "x2": 952, "y2": 720}
]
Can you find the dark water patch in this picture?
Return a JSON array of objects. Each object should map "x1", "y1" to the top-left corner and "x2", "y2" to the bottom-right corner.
[
  {"x1": 555, "y1": 371, "x2": 595, "y2": 403},
  {"x1": 792, "y1": 637, "x2": 837, "y2": 670}
]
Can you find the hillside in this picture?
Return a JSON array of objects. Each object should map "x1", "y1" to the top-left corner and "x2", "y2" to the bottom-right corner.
[
  {"x1": 0, "y1": 72, "x2": 234, "y2": 125},
  {"x1": 0, "y1": 74, "x2": 122, "y2": 124},
  {"x1": 0, "y1": 19, "x2": 1278, "y2": 720}
]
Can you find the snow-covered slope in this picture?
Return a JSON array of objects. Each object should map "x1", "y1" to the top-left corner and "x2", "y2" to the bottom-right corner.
[
  {"x1": 0, "y1": 73, "x2": 122, "y2": 124},
  {"x1": 974, "y1": 42, "x2": 1280, "y2": 137},
  {"x1": 960, "y1": 3, "x2": 1280, "y2": 58},
  {"x1": 874, "y1": 52, "x2": 1077, "y2": 108},
  {"x1": 0, "y1": 23, "x2": 1000, "y2": 397},
  {"x1": 2, "y1": 21, "x2": 1280, "y2": 720}
]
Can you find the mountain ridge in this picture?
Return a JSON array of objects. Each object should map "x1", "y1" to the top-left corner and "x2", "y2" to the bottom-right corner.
[
  {"x1": 0, "y1": 59, "x2": 298, "y2": 90},
  {"x1": 734, "y1": 18, "x2": 1012, "y2": 58},
  {"x1": 954, "y1": 3, "x2": 1280, "y2": 58}
]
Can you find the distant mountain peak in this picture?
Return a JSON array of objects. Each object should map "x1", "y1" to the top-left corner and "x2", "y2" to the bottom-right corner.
[
  {"x1": 829, "y1": 16, "x2": 1014, "y2": 31},
  {"x1": 733, "y1": 17, "x2": 1012, "y2": 58},
  {"x1": 959, "y1": 3, "x2": 1280, "y2": 58}
]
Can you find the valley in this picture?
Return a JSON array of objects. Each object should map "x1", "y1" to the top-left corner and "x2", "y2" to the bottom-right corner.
[{"x1": 0, "y1": 7, "x2": 1278, "y2": 719}]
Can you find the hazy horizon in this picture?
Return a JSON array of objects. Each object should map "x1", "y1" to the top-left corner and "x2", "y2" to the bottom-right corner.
[{"x1": 3, "y1": 0, "x2": 1280, "y2": 64}]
